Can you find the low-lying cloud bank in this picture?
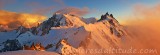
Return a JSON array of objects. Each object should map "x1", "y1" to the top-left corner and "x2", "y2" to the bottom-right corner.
[
  {"x1": 0, "y1": 10, "x2": 46, "y2": 30},
  {"x1": 123, "y1": 3, "x2": 160, "y2": 54}
]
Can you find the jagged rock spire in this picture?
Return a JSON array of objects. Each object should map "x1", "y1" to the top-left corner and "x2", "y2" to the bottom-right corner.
[
  {"x1": 110, "y1": 14, "x2": 114, "y2": 18},
  {"x1": 98, "y1": 12, "x2": 116, "y2": 21},
  {"x1": 98, "y1": 12, "x2": 110, "y2": 21},
  {"x1": 105, "y1": 12, "x2": 109, "y2": 16}
]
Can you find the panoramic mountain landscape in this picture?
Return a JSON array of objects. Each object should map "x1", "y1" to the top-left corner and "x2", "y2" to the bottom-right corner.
[{"x1": 0, "y1": 0, "x2": 160, "y2": 55}]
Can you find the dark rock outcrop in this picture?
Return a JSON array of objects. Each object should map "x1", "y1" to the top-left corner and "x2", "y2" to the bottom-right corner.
[{"x1": 0, "y1": 39, "x2": 22, "y2": 52}]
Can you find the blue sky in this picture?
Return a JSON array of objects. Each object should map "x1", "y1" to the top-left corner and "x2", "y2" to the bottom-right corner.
[{"x1": 1, "y1": 0, "x2": 159, "y2": 20}]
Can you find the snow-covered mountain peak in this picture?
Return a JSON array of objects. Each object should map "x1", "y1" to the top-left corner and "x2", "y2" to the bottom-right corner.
[
  {"x1": 31, "y1": 13, "x2": 87, "y2": 36},
  {"x1": 47, "y1": 13, "x2": 86, "y2": 27}
]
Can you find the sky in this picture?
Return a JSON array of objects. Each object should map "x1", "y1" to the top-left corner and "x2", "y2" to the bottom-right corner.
[{"x1": 0, "y1": 0, "x2": 159, "y2": 21}]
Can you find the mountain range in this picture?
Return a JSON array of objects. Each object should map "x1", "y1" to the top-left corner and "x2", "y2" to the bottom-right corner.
[{"x1": 0, "y1": 12, "x2": 130, "y2": 55}]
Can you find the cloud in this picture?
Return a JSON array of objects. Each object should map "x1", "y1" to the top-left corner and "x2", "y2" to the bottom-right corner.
[
  {"x1": 0, "y1": 0, "x2": 14, "y2": 9},
  {"x1": 25, "y1": 2, "x2": 55, "y2": 15},
  {"x1": 52, "y1": 0, "x2": 94, "y2": 16},
  {"x1": 0, "y1": 10, "x2": 46, "y2": 30},
  {"x1": 27, "y1": 2, "x2": 40, "y2": 7},
  {"x1": 53, "y1": 0, "x2": 65, "y2": 7},
  {"x1": 31, "y1": 6, "x2": 55, "y2": 15},
  {"x1": 123, "y1": 3, "x2": 160, "y2": 51},
  {"x1": 56, "y1": 7, "x2": 89, "y2": 16}
]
